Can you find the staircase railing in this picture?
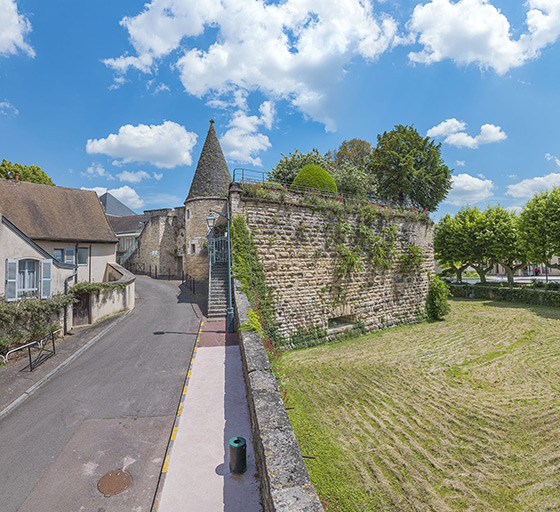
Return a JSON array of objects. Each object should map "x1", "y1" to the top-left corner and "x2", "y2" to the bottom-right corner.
[{"x1": 119, "y1": 239, "x2": 138, "y2": 265}]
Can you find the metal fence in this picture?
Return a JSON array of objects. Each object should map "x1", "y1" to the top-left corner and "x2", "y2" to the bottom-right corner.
[
  {"x1": 124, "y1": 262, "x2": 196, "y2": 294},
  {"x1": 232, "y1": 168, "x2": 400, "y2": 207}
]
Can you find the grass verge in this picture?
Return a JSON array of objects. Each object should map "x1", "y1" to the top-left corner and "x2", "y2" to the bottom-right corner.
[{"x1": 277, "y1": 298, "x2": 560, "y2": 511}]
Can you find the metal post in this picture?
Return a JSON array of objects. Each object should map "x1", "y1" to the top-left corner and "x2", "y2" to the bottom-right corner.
[{"x1": 226, "y1": 199, "x2": 234, "y2": 333}]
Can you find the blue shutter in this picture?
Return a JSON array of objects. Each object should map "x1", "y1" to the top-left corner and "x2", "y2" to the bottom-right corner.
[
  {"x1": 5, "y1": 259, "x2": 17, "y2": 302},
  {"x1": 41, "y1": 259, "x2": 52, "y2": 299}
]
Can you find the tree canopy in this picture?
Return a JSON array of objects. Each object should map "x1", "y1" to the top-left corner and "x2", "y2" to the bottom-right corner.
[
  {"x1": 369, "y1": 125, "x2": 452, "y2": 212},
  {"x1": 0, "y1": 159, "x2": 55, "y2": 185},
  {"x1": 518, "y1": 187, "x2": 560, "y2": 270},
  {"x1": 269, "y1": 149, "x2": 332, "y2": 185}
]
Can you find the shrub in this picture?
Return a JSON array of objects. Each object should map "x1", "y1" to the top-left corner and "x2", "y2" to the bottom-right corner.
[
  {"x1": 426, "y1": 274, "x2": 451, "y2": 320},
  {"x1": 292, "y1": 164, "x2": 338, "y2": 194}
]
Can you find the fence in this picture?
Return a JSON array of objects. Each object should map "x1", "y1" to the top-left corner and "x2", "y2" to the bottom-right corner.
[{"x1": 124, "y1": 262, "x2": 196, "y2": 294}]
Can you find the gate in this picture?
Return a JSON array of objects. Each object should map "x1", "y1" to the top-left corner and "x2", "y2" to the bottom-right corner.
[
  {"x1": 209, "y1": 235, "x2": 228, "y2": 265},
  {"x1": 72, "y1": 292, "x2": 90, "y2": 326}
]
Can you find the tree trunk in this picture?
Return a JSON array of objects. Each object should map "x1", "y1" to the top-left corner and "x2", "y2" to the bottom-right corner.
[{"x1": 505, "y1": 267, "x2": 515, "y2": 286}]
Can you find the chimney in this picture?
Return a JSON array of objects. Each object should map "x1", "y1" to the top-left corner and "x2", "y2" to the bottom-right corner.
[{"x1": 15, "y1": 170, "x2": 19, "y2": 183}]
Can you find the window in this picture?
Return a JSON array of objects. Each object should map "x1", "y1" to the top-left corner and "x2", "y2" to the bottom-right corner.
[
  {"x1": 5, "y1": 258, "x2": 52, "y2": 301},
  {"x1": 186, "y1": 209, "x2": 191, "y2": 220},
  {"x1": 64, "y1": 248, "x2": 75, "y2": 265},
  {"x1": 54, "y1": 249, "x2": 63, "y2": 262},
  {"x1": 191, "y1": 244, "x2": 196, "y2": 254},
  {"x1": 18, "y1": 259, "x2": 38, "y2": 297},
  {"x1": 77, "y1": 247, "x2": 88, "y2": 266}
]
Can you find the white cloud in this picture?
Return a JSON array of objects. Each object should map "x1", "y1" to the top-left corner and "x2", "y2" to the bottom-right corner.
[
  {"x1": 0, "y1": 99, "x2": 18, "y2": 117},
  {"x1": 81, "y1": 163, "x2": 114, "y2": 180},
  {"x1": 86, "y1": 121, "x2": 197, "y2": 169},
  {"x1": 116, "y1": 170, "x2": 151, "y2": 183},
  {"x1": 154, "y1": 83, "x2": 170, "y2": 94},
  {"x1": 545, "y1": 153, "x2": 560, "y2": 167},
  {"x1": 446, "y1": 173, "x2": 494, "y2": 206},
  {"x1": 82, "y1": 185, "x2": 145, "y2": 209},
  {"x1": 220, "y1": 102, "x2": 276, "y2": 165},
  {"x1": 408, "y1": 0, "x2": 560, "y2": 74},
  {"x1": 427, "y1": 118, "x2": 507, "y2": 148},
  {"x1": 508, "y1": 174, "x2": 518, "y2": 179},
  {"x1": 456, "y1": 160, "x2": 465, "y2": 167},
  {"x1": 105, "y1": 0, "x2": 399, "y2": 130},
  {"x1": 152, "y1": 172, "x2": 163, "y2": 181},
  {"x1": 506, "y1": 172, "x2": 560, "y2": 198},
  {"x1": 0, "y1": 0, "x2": 34, "y2": 58}
]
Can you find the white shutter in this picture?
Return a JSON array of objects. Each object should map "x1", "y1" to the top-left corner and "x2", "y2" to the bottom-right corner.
[
  {"x1": 41, "y1": 259, "x2": 53, "y2": 299},
  {"x1": 5, "y1": 259, "x2": 17, "y2": 301}
]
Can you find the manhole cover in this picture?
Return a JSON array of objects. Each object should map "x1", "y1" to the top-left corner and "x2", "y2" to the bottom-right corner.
[{"x1": 97, "y1": 470, "x2": 131, "y2": 496}]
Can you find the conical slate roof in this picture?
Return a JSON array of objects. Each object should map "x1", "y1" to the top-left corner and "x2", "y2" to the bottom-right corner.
[{"x1": 186, "y1": 120, "x2": 232, "y2": 200}]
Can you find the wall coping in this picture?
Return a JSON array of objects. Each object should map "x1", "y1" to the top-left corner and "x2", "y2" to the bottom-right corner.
[
  {"x1": 105, "y1": 262, "x2": 136, "y2": 285},
  {"x1": 233, "y1": 279, "x2": 323, "y2": 511},
  {"x1": 184, "y1": 196, "x2": 228, "y2": 205}
]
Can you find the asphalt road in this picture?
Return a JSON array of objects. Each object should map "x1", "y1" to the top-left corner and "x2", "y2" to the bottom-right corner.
[{"x1": 0, "y1": 276, "x2": 201, "y2": 512}]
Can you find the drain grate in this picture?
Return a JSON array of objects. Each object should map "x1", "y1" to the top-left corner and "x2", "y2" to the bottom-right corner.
[{"x1": 97, "y1": 470, "x2": 131, "y2": 496}]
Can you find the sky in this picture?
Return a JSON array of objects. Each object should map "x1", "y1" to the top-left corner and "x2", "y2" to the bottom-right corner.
[{"x1": 1, "y1": 0, "x2": 560, "y2": 219}]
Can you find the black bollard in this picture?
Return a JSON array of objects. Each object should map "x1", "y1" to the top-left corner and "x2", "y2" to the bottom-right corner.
[{"x1": 228, "y1": 437, "x2": 247, "y2": 474}]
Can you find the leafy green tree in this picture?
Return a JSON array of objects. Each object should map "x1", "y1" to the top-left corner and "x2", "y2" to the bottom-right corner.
[
  {"x1": 0, "y1": 159, "x2": 55, "y2": 185},
  {"x1": 518, "y1": 187, "x2": 560, "y2": 270},
  {"x1": 332, "y1": 162, "x2": 375, "y2": 198},
  {"x1": 434, "y1": 213, "x2": 470, "y2": 282},
  {"x1": 326, "y1": 138, "x2": 372, "y2": 171},
  {"x1": 485, "y1": 205, "x2": 527, "y2": 285},
  {"x1": 369, "y1": 124, "x2": 452, "y2": 211},
  {"x1": 269, "y1": 149, "x2": 332, "y2": 185}
]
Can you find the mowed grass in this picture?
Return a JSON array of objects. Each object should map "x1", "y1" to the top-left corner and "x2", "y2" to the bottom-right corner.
[{"x1": 277, "y1": 298, "x2": 560, "y2": 511}]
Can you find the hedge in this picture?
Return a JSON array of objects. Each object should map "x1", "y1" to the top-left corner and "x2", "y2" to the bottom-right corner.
[{"x1": 449, "y1": 283, "x2": 560, "y2": 308}]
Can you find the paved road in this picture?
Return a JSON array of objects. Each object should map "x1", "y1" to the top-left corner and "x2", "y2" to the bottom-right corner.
[{"x1": 0, "y1": 276, "x2": 200, "y2": 512}]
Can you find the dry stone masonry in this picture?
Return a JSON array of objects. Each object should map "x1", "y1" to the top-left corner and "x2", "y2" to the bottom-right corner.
[{"x1": 230, "y1": 185, "x2": 434, "y2": 339}]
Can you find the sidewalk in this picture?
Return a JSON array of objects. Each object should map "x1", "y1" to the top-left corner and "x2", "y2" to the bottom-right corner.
[{"x1": 156, "y1": 318, "x2": 262, "y2": 511}]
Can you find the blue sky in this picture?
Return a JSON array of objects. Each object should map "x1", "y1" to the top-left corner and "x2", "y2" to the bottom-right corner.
[{"x1": 1, "y1": 0, "x2": 560, "y2": 219}]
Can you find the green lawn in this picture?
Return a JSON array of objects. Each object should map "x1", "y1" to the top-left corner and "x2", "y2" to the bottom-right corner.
[{"x1": 277, "y1": 298, "x2": 560, "y2": 511}]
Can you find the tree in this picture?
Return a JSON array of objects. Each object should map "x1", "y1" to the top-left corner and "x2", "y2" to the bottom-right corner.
[
  {"x1": 369, "y1": 125, "x2": 452, "y2": 212},
  {"x1": 269, "y1": 149, "x2": 332, "y2": 185},
  {"x1": 485, "y1": 205, "x2": 527, "y2": 285},
  {"x1": 518, "y1": 187, "x2": 560, "y2": 270},
  {"x1": 0, "y1": 159, "x2": 55, "y2": 185},
  {"x1": 331, "y1": 162, "x2": 375, "y2": 198},
  {"x1": 434, "y1": 213, "x2": 470, "y2": 282},
  {"x1": 326, "y1": 138, "x2": 372, "y2": 171}
]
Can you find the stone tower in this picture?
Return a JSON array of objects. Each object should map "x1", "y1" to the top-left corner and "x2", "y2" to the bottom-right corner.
[{"x1": 184, "y1": 120, "x2": 232, "y2": 282}]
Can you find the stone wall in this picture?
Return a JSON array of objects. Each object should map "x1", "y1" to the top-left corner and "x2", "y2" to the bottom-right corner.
[
  {"x1": 184, "y1": 197, "x2": 228, "y2": 281},
  {"x1": 230, "y1": 185, "x2": 434, "y2": 338},
  {"x1": 128, "y1": 207, "x2": 185, "y2": 276},
  {"x1": 234, "y1": 280, "x2": 323, "y2": 511}
]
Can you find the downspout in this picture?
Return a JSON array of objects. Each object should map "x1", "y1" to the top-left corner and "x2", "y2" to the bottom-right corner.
[
  {"x1": 64, "y1": 268, "x2": 77, "y2": 335},
  {"x1": 226, "y1": 197, "x2": 234, "y2": 333}
]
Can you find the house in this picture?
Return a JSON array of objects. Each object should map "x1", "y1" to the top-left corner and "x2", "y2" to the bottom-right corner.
[
  {"x1": 0, "y1": 178, "x2": 118, "y2": 301},
  {"x1": 106, "y1": 214, "x2": 146, "y2": 264},
  {"x1": 99, "y1": 191, "x2": 137, "y2": 217}
]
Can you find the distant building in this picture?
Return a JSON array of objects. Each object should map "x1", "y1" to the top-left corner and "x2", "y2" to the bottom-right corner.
[{"x1": 99, "y1": 191, "x2": 137, "y2": 217}]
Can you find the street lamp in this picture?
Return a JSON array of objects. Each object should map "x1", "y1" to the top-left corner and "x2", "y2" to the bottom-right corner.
[{"x1": 207, "y1": 207, "x2": 234, "y2": 333}]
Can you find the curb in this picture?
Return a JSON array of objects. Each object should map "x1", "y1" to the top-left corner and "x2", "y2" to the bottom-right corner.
[
  {"x1": 0, "y1": 310, "x2": 132, "y2": 422},
  {"x1": 151, "y1": 318, "x2": 204, "y2": 512}
]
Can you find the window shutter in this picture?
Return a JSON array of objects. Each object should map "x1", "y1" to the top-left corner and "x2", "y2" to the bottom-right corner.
[
  {"x1": 41, "y1": 259, "x2": 52, "y2": 299},
  {"x1": 5, "y1": 259, "x2": 17, "y2": 301}
]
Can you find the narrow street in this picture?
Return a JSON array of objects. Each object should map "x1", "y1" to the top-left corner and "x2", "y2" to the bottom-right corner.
[{"x1": 0, "y1": 276, "x2": 200, "y2": 512}]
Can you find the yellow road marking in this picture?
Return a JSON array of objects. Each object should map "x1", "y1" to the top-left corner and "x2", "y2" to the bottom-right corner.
[
  {"x1": 177, "y1": 404, "x2": 183, "y2": 416},
  {"x1": 162, "y1": 455, "x2": 169, "y2": 473},
  {"x1": 183, "y1": 385, "x2": 188, "y2": 395},
  {"x1": 187, "y1": 370, "x2": 192, "y2": 378},
  {"x1": 171, "y1": 426, "x2": 178, "y2": 441}
]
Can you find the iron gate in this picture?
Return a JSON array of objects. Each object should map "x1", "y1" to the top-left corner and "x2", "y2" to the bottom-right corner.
[{"x1": 209, "y1": 235, "x2": 229, "y2": 264}]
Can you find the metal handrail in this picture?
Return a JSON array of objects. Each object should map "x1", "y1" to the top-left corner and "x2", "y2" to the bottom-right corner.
[{"x1": 0, "y1": 328, "x2": 62, "y2": 365}]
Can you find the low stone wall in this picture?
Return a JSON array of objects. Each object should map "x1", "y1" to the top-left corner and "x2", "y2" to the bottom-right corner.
[
  {"x1": 234, "y1": 279, "x2": 323, "y2": 512},
  {"x1": 90, "y1": 263, "x2": 135, "y2": 323}
]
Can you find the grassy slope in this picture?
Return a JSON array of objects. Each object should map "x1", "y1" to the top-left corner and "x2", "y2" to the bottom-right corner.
[{"x1": 278, "y1": 298, "x2": 560, "y2": 511}]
